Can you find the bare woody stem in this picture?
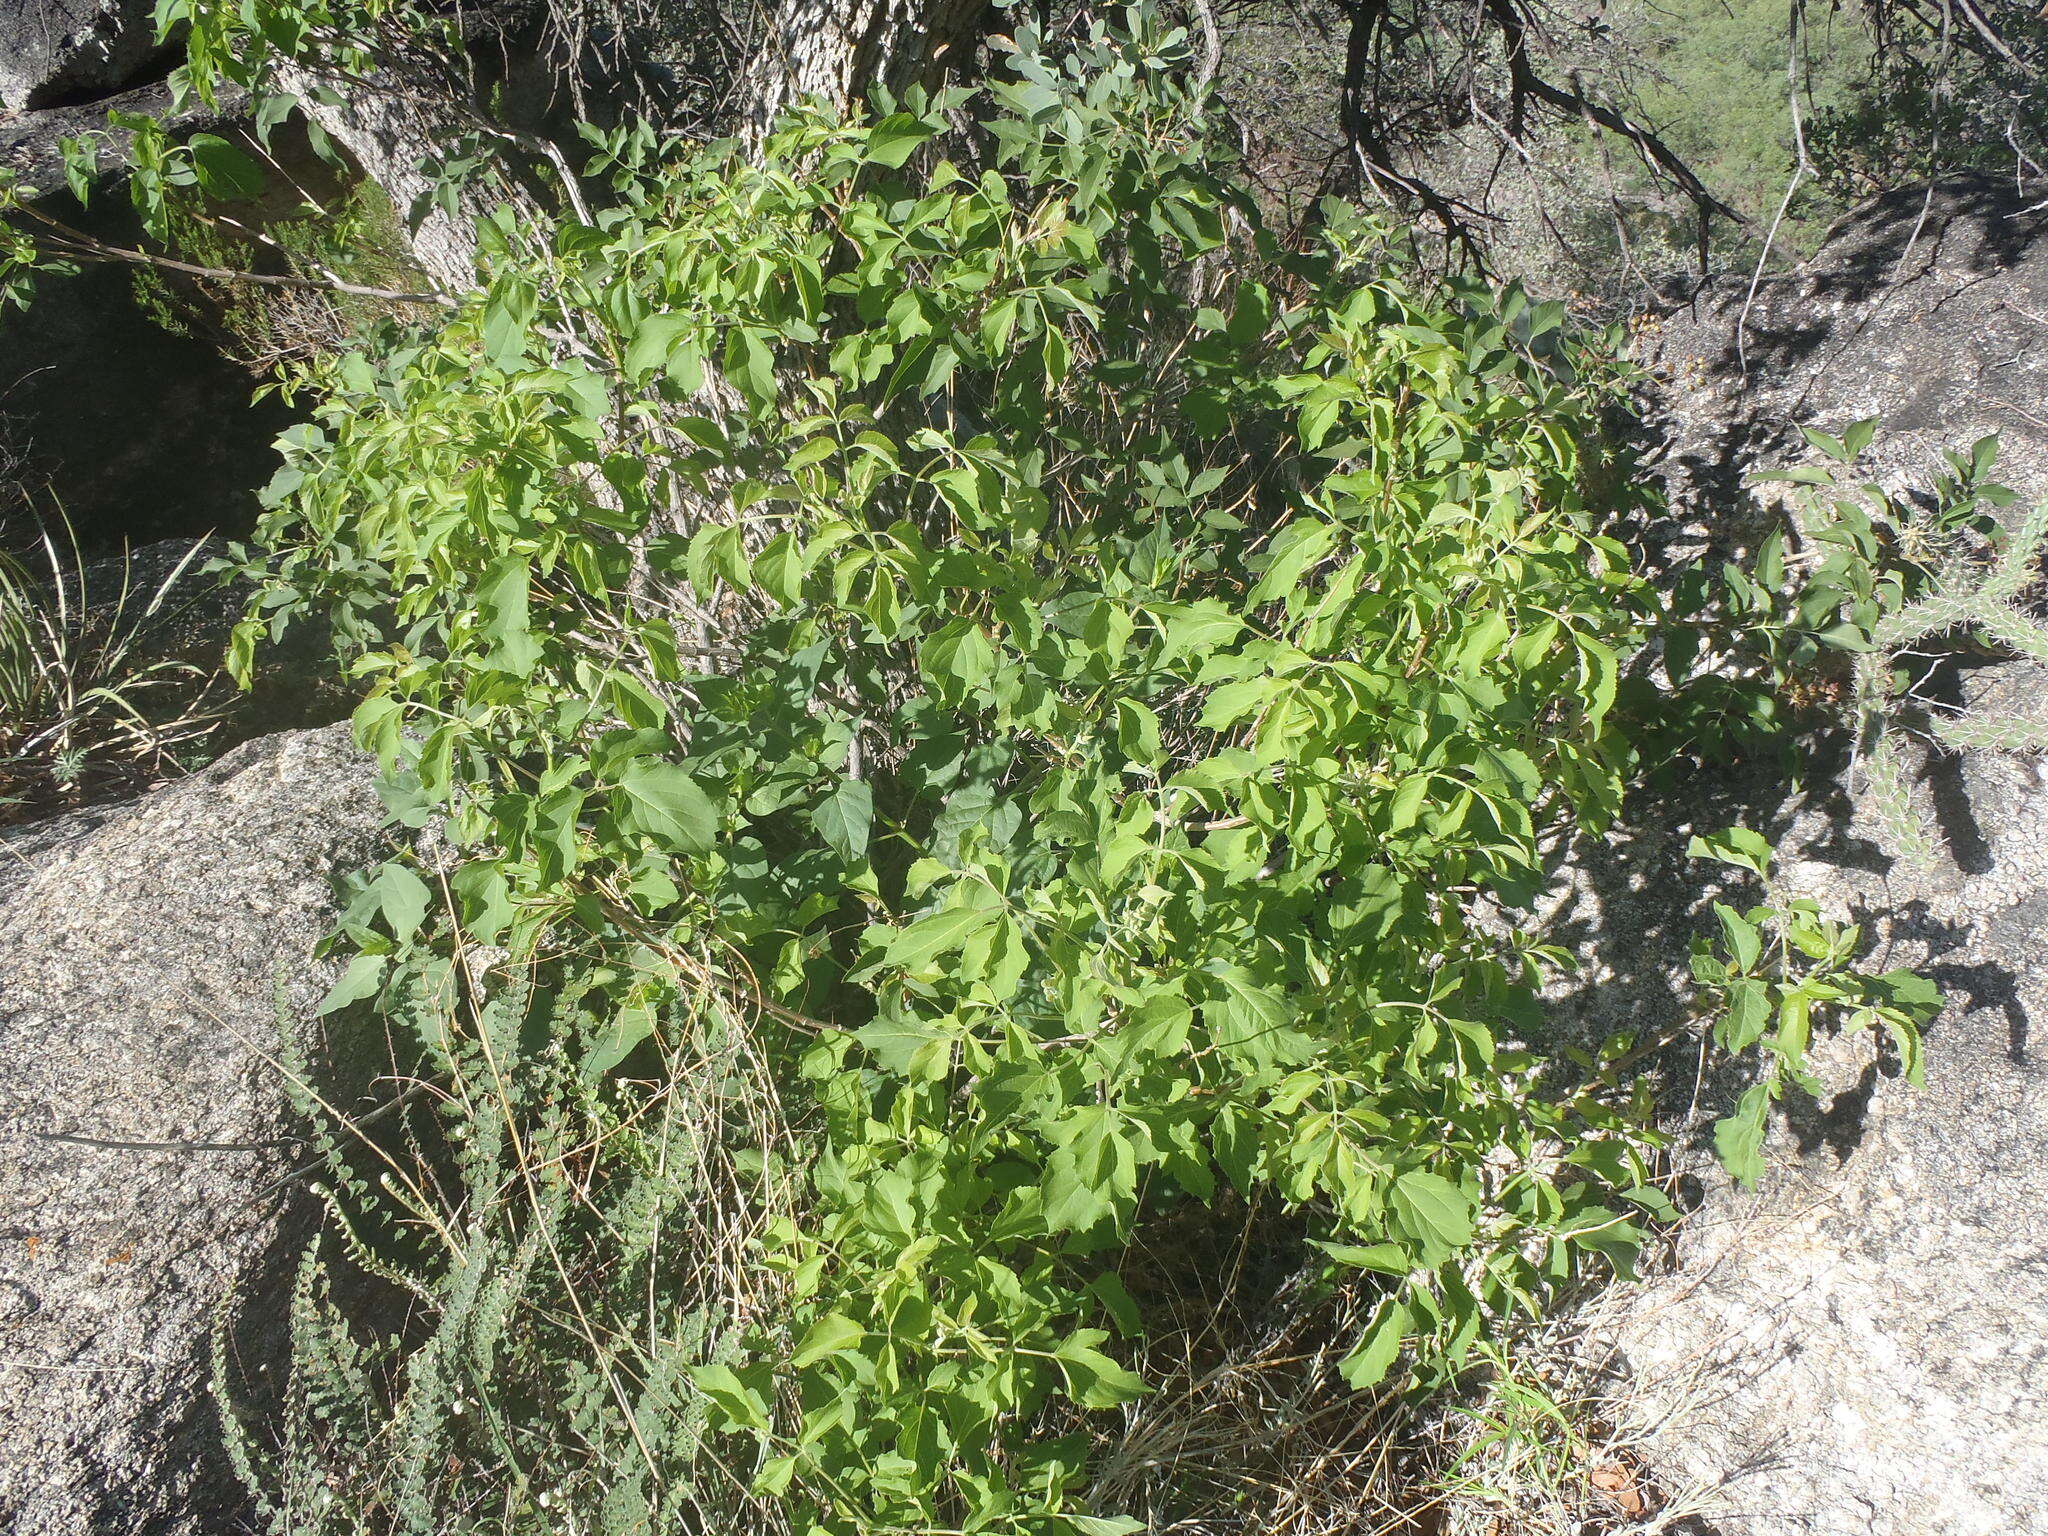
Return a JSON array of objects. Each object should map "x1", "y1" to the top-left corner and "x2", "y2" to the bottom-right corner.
[{"x1": 15, "y1": 201, "x2": 457, "y2": 309}]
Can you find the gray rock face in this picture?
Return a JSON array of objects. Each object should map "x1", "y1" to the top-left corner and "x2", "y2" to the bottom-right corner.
[
  {"x1": 1, "y1": 78, "x2": 249, "y2": 197},
  {"x1": 0, "y1": 0, "x2": 172, "y2": 111},
  {"x1": 1583, "y1": 721, "x2": 2048, "y2": 1536},
  {"x1": 0, "y1": 725, "x2": 383, "y2": 1535},
  {"x1": 1582, "y1": 181, "x2": 2048, "y2": 1535},
  {"x1": 1639, "y1": 176, "x2": 2048, "y2": 512}
]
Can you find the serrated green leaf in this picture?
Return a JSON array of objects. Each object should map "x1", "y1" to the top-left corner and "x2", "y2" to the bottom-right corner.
[
  {"x1": 318, "y1": 953, "x2": 387, "y2": 1015},
  {"x1": 921, "y1": 622, "x2": 996, "y2": 691},
  {"x1": 886, "y1": 905, "x2": 997, "y2": 972},
  {"x1": 791, "y1": 1312, "x2": 865, "y2": 1369},
  {"x1": 690, "y1": 1362, "x2": 769, "y2": 1433},
  {"x1": 867, "y1": 112, "x2": 937, "y2": 168},
  {"x1": 1115, "y1": 698, "x2": 1163, "y2": 767},
  {"x1": 1714, "y1": 1083, "x2": 1773, "y2": 1187},
  {"x1": 1714, "y1": 902, "x2": 1764, "y2": 974},
  {"x1": 1390, "y1": 1170, "x2": 1473, "y2": 1259},
  {"x1": 475, "y1": 557, "x2": 539, "y2": 677},
  {"x1": 584, "y1": 1001, "x2": 655, "y2": 1078},
  {"x1": 371, "y1": 863, "x2": 432, "y2": 943},
  {"x1": 1317, "y1": 1241, "x2": 1412, "y2": 1275},
  {"x1": 625, "y1": 312, "x2": 690, "y2": 383},
  {"x1": 1338, "y1": 1295, "x2": 1411, "y2": 1389},
  {"x1": 728, "y1": 326, "x2": 776, "y2": 410},
  {"x1": 187, "y1": 133, "x2": 265, "y2": 199},
  {"x1": 1043, "y1": 1107, "x2": 1136, "y2": 1233},
  {"x1": 1718, "y1": 977, "x2": 1772, "y2": 1051},
  {"x1": 1052, "y1": 1329, "x2": 1147, "y2": 1408}
]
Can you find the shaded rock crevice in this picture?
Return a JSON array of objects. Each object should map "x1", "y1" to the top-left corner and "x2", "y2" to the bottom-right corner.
[{"x1": 0, "y1": 0, "x2": 177, "y2": 114}]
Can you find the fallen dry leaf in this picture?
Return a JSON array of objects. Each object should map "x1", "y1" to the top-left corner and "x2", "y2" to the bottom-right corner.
[{"x1": 1589, "y1": 1462, "x2": 1647, "y2": 1516}]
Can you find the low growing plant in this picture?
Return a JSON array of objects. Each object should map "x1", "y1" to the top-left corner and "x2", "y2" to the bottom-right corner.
[
  {"x1": 0, "y1": 517, "x2": 229, "y2": 821},
  {"x1": 1686, "y1": 826, "x2": 1940, "y2": 1185},
  {"x1": 1663, "y1": 420, "x2": 2048, "y2": 856}
]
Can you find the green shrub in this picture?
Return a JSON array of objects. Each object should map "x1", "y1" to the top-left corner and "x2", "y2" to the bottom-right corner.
[{"x1": 209, "y1": 13, "x2": 1937, "y2": 1535}]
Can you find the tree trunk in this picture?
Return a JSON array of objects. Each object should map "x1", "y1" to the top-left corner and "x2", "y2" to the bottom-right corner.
[
  {"x1": 740, "y1": 0, "x2": 993, "y2": 135},
  {"x1": 299, "y1": 2, "x2": 992, "y2": 289}
]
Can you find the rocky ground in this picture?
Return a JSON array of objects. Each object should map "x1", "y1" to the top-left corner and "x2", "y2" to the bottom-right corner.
[
  {"x1": 0, "y1": 727, "x2": 384, "y2": 1534},
  {"x1": 1579, "y1": 179, "x2": 2048, "y2": 1536}
]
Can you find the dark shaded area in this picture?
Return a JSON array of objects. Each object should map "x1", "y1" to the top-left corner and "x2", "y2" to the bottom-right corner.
[
  {"x1": 1571, "y1": 174, "x2": 2048, "y2": 1175},
  {"x1": 1675, "y1": 174, "x2": 2048, "y2": 363},
  {"x1": 2, "y1": 78, "x2": 311, "y2": 554},
  {"x1": 75, "y1": 1184, "x2": 296, "y2": 1536},
  {"x1": 0, "y1": 199, "x2": 296, "y2": 552},
  {"x1": 17, "y1": 35, "x2": 180, "y2": 113}
]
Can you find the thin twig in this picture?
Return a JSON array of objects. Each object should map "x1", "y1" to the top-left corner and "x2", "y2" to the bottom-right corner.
[
  {"x1": 17, "y1": 201, "x2": 456, "y2": 308},
  {"x1": 1189, "y1": 0, "x2": 1224, "y2": 90},
  {"x1": 1736, "y1": 5, "x2": 1817, "y2": 378},
  {"x1": 29, "y1": 1128, "x2": 298, "y2": 1153}
]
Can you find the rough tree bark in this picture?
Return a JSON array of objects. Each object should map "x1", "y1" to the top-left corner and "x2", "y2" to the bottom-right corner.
[
  {"x1": 740, "y1": 0, "x2": 993, "y2": 135},
  {"x1": 295, "y1": 1, "x2": 993, "y2": 289}
]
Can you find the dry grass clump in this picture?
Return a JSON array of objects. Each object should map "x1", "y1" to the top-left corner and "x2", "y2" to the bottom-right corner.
[
  {"x1": 1420, "y1": 1311, "x2": 1724, "y2": 1536},
  {"x1": 0, "y1": 516, "x2": 232, "y2": 823},
  {"x1": 1069, "y1": 1209, "x2": 1724, "y2": 1536}
]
